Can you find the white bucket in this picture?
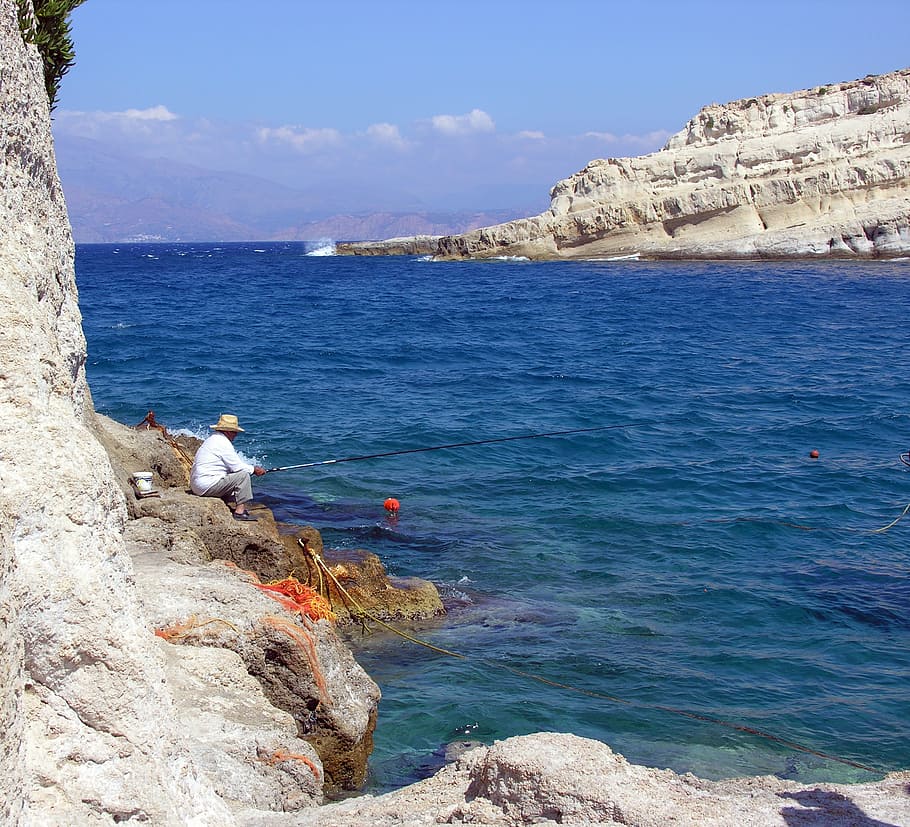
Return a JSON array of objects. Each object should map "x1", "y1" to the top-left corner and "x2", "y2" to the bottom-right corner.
[{"x1": 133, "y1": 472, "x2": 154, "y2": 493}]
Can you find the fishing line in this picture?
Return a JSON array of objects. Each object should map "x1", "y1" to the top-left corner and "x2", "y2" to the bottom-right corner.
[
  {"x1": 266, "y1": 421, "x2": 651, "y2": 473},
  {"x1": 266, "y1": 424, "x2": 909, "y2": 534},
  {"x1": 302, "y1": 541, "x2": 881, "y2": 775},
  {"x1": 667, "y1": 504, "x2": 910, "y2": 534}
]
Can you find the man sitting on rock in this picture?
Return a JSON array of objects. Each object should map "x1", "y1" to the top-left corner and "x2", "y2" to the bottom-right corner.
[{"x1": 190, "y1": 413, "x2": 266, "y2": 521}]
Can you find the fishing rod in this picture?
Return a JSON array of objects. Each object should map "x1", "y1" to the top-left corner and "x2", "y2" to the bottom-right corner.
[{"x1": 266, "y1": 421, "x2": 648, "y2": 473}]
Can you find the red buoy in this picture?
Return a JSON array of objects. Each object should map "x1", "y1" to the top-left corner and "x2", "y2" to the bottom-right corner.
[
  {"x1": 809, "y1": 449, "x2": 820, "y2": 459},
  {"x1": 384, "y1": 497, "x2": 400, "y2": 513}
]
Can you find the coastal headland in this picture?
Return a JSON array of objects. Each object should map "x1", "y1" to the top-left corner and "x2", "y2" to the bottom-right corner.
[
  {"x1": 340, "y1": 67, "x2": 910, "y2": 261},
  {"x1": 1, "y1": 3, "x2": 909, "y2": 824}
]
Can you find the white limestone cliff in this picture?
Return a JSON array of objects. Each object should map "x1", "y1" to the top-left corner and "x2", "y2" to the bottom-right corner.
[
  {"x1": 436, "y1": 68, "x2": 910, "y2": 260},
  {"x1": 0, "y1": 4, "x2": 242, "y2": 822}
]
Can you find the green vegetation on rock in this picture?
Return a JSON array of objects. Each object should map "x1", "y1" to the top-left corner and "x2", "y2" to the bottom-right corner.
[{"x1": 16, "y1": 0, "x2": 87, "y2": 112}]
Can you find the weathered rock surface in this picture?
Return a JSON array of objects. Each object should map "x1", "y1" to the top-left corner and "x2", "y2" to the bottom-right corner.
[
  {"x1": 436, "y1": 68, "x2": 910, "y2": 260},
  {"x1": 310, "y1": 543, "x2": 446, "y2": 624},
  {"x1": 0, "y1": 4, "x2": 233, "y2": 822},
  {"x1": 283, "y1": 733, "x2": 910, "y2": 827},
  {"x1": 337, "y1": 236, "x2": 440, "y2": 256},
  {"x1": 93, "y1": 413, "x2": 445, "y2": 626},
  {"x1": 95, "y1": 413, "x2": 427, "y2": 791}
]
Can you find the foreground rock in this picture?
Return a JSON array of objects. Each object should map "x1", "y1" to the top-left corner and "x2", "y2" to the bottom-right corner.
[
  {"x1": 276, "y1": 733, "x2": 910, "y2": 827},
  {"x1": 434, "y1": 68, "x2": 910, "y2": 260},
  {"x1": 1, "y1": 7, "x2": 233, "y2": 822}
]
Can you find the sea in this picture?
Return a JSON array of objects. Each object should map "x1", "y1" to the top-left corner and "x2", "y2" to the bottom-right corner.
[{"x1": 74, "y1": 241, "x2": 910, "y2": 793}]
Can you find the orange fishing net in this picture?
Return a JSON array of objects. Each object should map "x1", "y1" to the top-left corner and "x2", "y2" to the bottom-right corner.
[
  {"x1": 255, "y1": 577, "x2": 337, "y2": 623},
  {"x1": 263, "y1": 748, "x2": 321, "y2": 780},
  {"x1": 154, "y1": 614, "x2": 238, "y2": 641},
  {"x1": 261, "y1": 614, "x2": 331, "y2": 705},
  {"x1": 217, "y1": 563, "x2": 333, "y2": 705}
]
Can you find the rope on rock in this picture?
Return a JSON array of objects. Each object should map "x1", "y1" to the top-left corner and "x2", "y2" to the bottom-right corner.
[
  {"x1": 300, "y1": 539, "x2": 465, "y2": 660},
  {"x1": 154, "y1": 614, "x2": 239, "y2": 641},
  {"x1": 298, "y1": 540, "x2": 881, "y2": 775},
  {"x1": 254, "y1": 577, "x2": 337, "y2": 622},
  {"x1": 135, "y1": 410, "x2": 195, "y2": 473}
]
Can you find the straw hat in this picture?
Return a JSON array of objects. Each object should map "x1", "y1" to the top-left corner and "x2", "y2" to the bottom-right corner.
[{"x1": 210, "y1": 413, "x2": 244, "y2": 432}]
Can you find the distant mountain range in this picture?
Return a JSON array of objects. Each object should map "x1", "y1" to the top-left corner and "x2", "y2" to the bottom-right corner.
[{"x1": 54, "y1": 135, "x2": 535, "y2": 243}]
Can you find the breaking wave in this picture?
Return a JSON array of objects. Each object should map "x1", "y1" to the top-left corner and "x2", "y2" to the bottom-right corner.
[{"x1": 305, "y1": 239, "x2": 336, "y2": 256}]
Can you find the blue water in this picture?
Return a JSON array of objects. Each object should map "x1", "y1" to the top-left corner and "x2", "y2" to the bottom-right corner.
[{"x1": 75, "y1": 242, "x2": 910, "y2": 791}]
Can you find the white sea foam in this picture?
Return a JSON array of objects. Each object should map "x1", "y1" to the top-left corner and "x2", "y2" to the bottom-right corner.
[
  {"x1": 580, "y1": 253, "x2": 642, "y2": 262},
  {"x1": 305, "y1": 239, "x2": 336, "y2": 256},
  {"x1": 171, "y1": 426, "x2": 262, "y2": 468},
  {"x1": 171, "y1": 426, "x2": 208, "y2": 440}
]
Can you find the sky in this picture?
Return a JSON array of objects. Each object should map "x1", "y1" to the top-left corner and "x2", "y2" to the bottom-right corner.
[{"x1": 53, "y1": 0, "x2": 910, "y2": 213}]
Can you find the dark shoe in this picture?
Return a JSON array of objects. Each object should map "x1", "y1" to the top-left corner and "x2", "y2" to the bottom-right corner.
[{"x1": 233, "y1": 511, "x2": 258, "y2": 521}]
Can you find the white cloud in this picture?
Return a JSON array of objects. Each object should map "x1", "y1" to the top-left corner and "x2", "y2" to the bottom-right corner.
[
  {"x1": 366, "y1": 122, "x2": 409, "y2": 150},
  {"x1": 256, "y1": 125, "x2": 343, "y2": 153},
  {"x1": 52, "y1": 102, "x2": 677, "y2": 214},
  {"x1": 584, "y1": 130, "x2": 619, "y2": 142},
  {"x1": 121, "y1": 105, "x2": 179, "y2": 121},
  {"x1": 54, "y1": 105, "x2": 183, "y2": 141},
  {"x1": 57, "y1": 105, "x2": 179, "y2": 124},
  {"x1": 430, "y1": 108, "x2": 495, "y2": 135}
]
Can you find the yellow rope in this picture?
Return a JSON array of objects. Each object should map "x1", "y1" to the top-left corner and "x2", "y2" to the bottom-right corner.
[
  {"x1": 685, "y1": 501, "x2": 910, "y2": 534},
  {"x1": 299, "y1": 540, "x2": 465, "y2": 659},
  {"x1": 867, "y1": 500, "x2": 910, "y2": 533}
]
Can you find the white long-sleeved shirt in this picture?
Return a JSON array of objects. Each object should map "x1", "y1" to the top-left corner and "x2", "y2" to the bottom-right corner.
[{"x1": 190, "y1": 431, "x2": 254, "y2": 495}]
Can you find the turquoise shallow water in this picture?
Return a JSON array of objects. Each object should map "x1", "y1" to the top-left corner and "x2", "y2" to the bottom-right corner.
[{"x1": 75, "y1": 242, "x2": 910, "y2": 791}]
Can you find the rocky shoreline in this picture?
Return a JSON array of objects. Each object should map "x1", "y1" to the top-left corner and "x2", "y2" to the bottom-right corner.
[
  {"x1": 93, "y1": 413, "x2": 450, "y2": 796},
  {"x1": 90, "y1": 414, "x2": 910, "y2": 826}
]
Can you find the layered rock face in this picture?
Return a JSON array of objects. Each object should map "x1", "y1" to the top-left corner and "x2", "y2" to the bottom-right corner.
[{"x1": 437, "y1": 68, "x2": 910, "y2": 260}]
